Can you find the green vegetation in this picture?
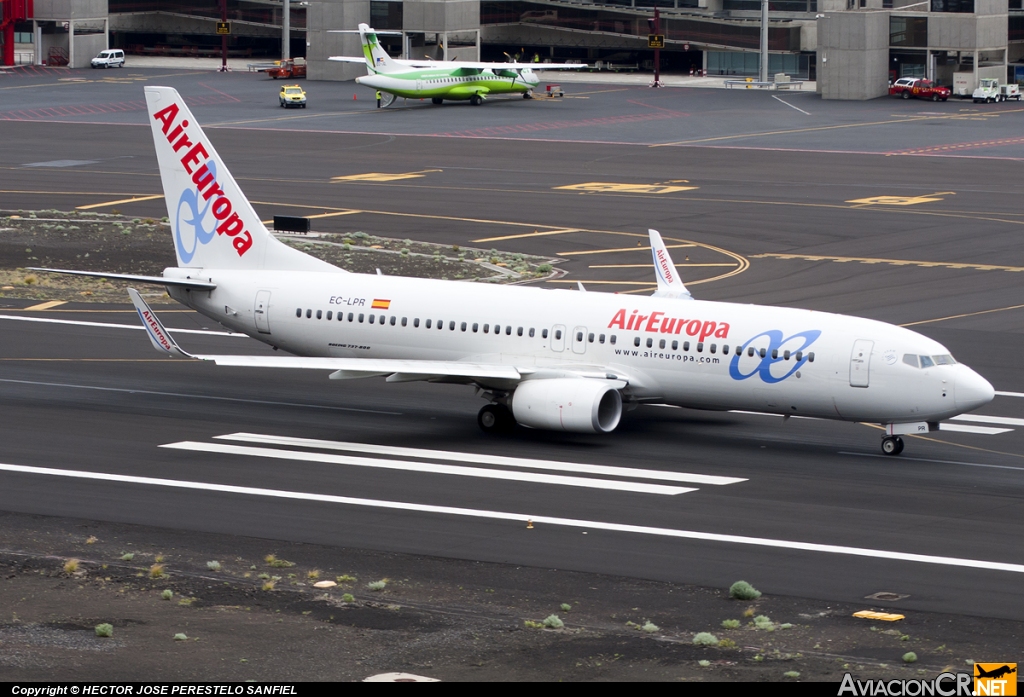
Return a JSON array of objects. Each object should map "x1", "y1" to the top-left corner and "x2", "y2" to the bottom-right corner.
[
  {"x1": 94, "y1": 623, "x2": 113, "y2": 638},
  {"x1": 120, "y1": 553, "x2": 135, "y2": 562},
  {"x1": 206, "y1": 561, "x2": 221, "y2": 571},
  {"x1": 560, "y1": 603, "x2": 571, "y2": 612},
  {"x1": 367, "y1": 580, "x2": 387, "y2": 591},
  {"x1": 63, "y1": 559, "x2": 79, "y2": 574},
  {"x1": 903, "y1": 652, "x2": 918, "y2": 664},
  {"x1": 161, "y1": 590, "x2": 173, "y2": 600},
  {"x1": 722, "y1": 619, "x2": 741, "y2": 629},
  {"x1": 729, "y1": 580, "x2": 762, "y2": 600},
  {"x1": 174, "y1": 633, "x2": 188, "y2": 641},
  {"x1": 542, "y1": 615, "x2": 564, "y2": 629},
  {"x1": 641, "y1": 621, "x2": 659, "y2": 633},
  {"x1": 341, "y1": 593, "x2": 355, "y2": 603},
  {"x1": 785, "y1": 671, "x2": 801, "y2": 678},
  {"x1": 693, "y1": 632, "x2": 719, "y2": 646},
  {"x1": 149, "y1": 564, "x2": 165, "y2": 579}
]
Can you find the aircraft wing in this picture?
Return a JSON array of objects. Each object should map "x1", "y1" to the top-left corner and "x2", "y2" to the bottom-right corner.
[
  {"x1": 29, "y1": 267, "x2": 217, "y2": 290},
  {"x1": 127, "y1": 288, "x2": 627, "y2": 386},
  {"x1": 399, "y1": 60, "x2": 586, "y2": 70},
  {"x1": 328, "y1": 56, "x2": 367, "y2": 64}
]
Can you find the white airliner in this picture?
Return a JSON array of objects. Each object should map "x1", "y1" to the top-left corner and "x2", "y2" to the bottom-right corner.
[{"x1": 34, "y1": 87, "x2": 994, "y2": 456}]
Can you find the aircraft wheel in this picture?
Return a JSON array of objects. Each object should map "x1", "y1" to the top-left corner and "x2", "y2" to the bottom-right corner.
[
  {"x1": 523, "y1": 92, "x2": 533, "y2": 100},
  {"x1": 478, "y1": 404, "x2": 514, "y2": 434},
  {"x1": 431, "y1": 97, "x2": 443, "y2": 105},
  {"x1": 470, "y1": 95, "x2": 482, "y2": 106},
  {"x1": 881, "y1": 436, "x2": 904, "y2": 456}
]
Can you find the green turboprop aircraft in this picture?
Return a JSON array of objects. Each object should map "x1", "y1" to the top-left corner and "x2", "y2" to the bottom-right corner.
[{"x1": 330, "y1": 24, "x2": 586, "y2": 106}]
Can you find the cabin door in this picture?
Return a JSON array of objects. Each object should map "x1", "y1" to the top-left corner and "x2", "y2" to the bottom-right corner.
[
  {"x1": 850, "y1": 339, "x2": 873, "y2": 387},
  {"x1": 254, "y1": 290, "x2": 271, "y2": 334}
]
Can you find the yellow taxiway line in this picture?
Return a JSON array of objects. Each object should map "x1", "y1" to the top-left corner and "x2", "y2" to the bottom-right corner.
[
  {"x1": 900, "y1": 303, "x2": 1024, "y2": 328},
  {"x1": 754, "y1": 252, "x2": 1024, "y2": 273},
  {"x1": 473, "y1": 229, "x2": 580, "y2": 243},
  {"x1": 22, "y1": 301, "x2": 67, "y2": 311},
  {"x1": 557, "y1": 244, "x2": 694, "y2": 257},
  {"x1": 76, "y1": 194, "x2": 164, "y2": 210}
]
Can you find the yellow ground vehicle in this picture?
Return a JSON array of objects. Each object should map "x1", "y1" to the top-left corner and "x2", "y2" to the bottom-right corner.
[{"x1": 279, "y1": 85, "x2": 306, "y2": 108}]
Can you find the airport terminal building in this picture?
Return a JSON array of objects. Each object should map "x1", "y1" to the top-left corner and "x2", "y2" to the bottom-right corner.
[{"x1": 2, "y1": 0, "x2": 1022, "y2": 98}]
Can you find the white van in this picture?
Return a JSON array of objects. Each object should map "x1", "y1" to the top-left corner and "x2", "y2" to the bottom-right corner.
[{"x1": 91, "y1": 49, "x2": 125, "y2": 69}]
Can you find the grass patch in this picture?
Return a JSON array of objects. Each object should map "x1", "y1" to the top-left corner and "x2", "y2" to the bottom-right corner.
[
  {"x1": 206, "y1": 561, "x2": 221, "y2": 571},
  {"x1": 63, "y1": 559, "x2": 80, "y2": 574},
  {"x1": 722, "y1": 619, "x2": 741, "y2": 629},
  {"x1": 85, "y1": 536, "x2": 98, "y2": 545},
  {"x1": 642, "y1": 621, "x2": 659, "y2": 633},
  {"x1": 262, "y1": 580, "x2": 276, "y2": 591},
  {"x1": 699, "y1": 660, "x2": 711, "y2": 667},
  {"x1": 94, "y1": 623, "x2": 113, "y2": 638},
  {"x1": 173, "y1": 633, "x2": 188, "y2": 641},
  {"x1": 729, "y1": 580, "x2": 762, "y2": 601},
  {"x1": 336, "y1": 574, "x2": 357, "y2": 583},
  {"x1": 120, "y1": 553, "x2": 134, "y2": 562},
  {"x1": 693, "y1": 632, "x2": 719, "y2": 646},
  {"x1": 785, "y1": 671, "x2": 801, "y2": 678},
  {"x1": 719, "y1": 639, "x2": 738, "y2": 649},
  {"x1": 341, "y1": 593, "x2": 354, "y2": 603},
  {"x1": 161, "y1": 590, "x2": 173, "y2": 600},
  {"x1": 307, "y1": 570, "x2": 320, "y2": 580},
  {"x1": 149, "y1": 564, "x2": 165, "y2": 579},
  {"x1": 367, "y1": 580, "x2": 387, "y2": 592},
  {"x1": 903, "y1": 652, "x2": 918, "y2": 664},
  {"x1": 753, "y1": 615, "x2": 774, "y2": 630},
  {"x1": 543, "y1": 615, "x2": 564, "y2": 629},
  {"x1": 560, "y1": 603, "x2": 571, "y2": 612},
  {"x1": 264, "y1": 554, "x2": 294, "y2": 568},
  {"x1": 524, "y1": 620, "x2": 544, "y2": 629}
]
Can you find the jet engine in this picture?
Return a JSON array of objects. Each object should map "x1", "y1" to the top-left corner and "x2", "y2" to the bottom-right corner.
[{"x1": 511, "y1": 378, "x2": 622, "y2": 433}]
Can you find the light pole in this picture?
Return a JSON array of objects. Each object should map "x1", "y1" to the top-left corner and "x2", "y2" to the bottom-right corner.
[
  {"x1": 282, "y1": 0, "x2": 290, "y2": 61},
  {"x1": 759, "y1": 0, "x2": 768, "y2": 83}
]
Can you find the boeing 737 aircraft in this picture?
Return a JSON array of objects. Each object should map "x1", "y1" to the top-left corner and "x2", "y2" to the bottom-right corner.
[
  {"x1": 34, "y1": 87, "x2": 995, "y2": 456},
  {"x1": 328, "y1": 24, "x2": 584, "y2": 105}
]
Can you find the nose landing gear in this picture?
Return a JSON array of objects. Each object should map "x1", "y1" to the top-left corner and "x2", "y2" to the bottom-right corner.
[{"x1": 881, "y1": 436, "x2": 905, "y2": 456}]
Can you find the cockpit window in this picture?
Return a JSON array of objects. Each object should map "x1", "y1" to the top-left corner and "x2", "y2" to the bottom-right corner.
[
  {"x1": 902, "y1": 354, "x2": 919, "y2": 368},
  {"x1": 933, "y1": 354, "x2": 956, "y2": 365},
  {"x1": 919, "y1": 356, "x2": 935, "y2": 368}
]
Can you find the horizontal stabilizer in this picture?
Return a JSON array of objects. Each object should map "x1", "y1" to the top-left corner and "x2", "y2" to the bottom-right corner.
[{"x1": 29, "y1": 268, "x2": 216, "y2": 290}]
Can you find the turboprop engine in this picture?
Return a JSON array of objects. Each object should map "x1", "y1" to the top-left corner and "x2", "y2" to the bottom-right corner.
[{"x1": 511, "y1": 378, "x2": 623, "y2": 433}]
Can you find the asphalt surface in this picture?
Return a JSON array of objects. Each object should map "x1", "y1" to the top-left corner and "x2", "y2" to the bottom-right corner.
[{"x1": 2, "y1": 66, "x2": 1024, "y2": 625}]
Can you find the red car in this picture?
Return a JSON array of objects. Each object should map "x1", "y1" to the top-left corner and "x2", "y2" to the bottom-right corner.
[{"x1": 889, "y1": 77, "x2": 950, "y2": 102}]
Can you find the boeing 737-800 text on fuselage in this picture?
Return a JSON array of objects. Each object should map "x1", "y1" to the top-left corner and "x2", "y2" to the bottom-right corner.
[{"x1": 33, "y1": 87, "x2": 995, "y2": 456}]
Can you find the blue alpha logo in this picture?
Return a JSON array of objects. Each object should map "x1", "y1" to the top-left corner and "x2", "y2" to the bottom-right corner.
[
  {"x1": 728, "y1": 329, "x2": 821, "y2": 384},
  {"x1": 174, "y1": 160, "x2": 219, "y2": 264}
]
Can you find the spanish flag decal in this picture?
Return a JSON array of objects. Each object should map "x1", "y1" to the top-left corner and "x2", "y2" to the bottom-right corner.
[{"x1": 371, "y1": 299, "x2": 391, "y2": 310}]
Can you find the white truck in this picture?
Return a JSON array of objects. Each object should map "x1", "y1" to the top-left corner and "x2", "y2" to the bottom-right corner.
[{"x1": 973, "y1": 78, "x2": 1021, "y2": 103}]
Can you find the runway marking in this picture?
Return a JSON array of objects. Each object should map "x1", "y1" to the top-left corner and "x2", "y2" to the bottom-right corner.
[
  {"x1": 76, "y1": 194, "x2": 164, "y2": 210},
  {"x1": 838, "y1": 452, "x2": 1024, "y2": 473},
  {"x1": 891, "y1": 136, "x2": 1024, "y2": 156},
  {"x1": 2, "y1": 461, "x2": 1023, "y2": 574},
  {"x1": 472, "y1": 229, "x2": 580, "y2": 243},
  {"x1": 588, "y1": 263, "x2": 737, "y2": 269},
  {"x1": 772, "y1": 96, "x2": 811, "y2": 116},
  {"x1": 304, "y1": 209, "x2": 363, "y2": 220},
  {"x1": 555, "y1": 182, "x2": 698, "y2": 194},
  {"x1": 332, "y1": 170, "x2": 442, "y2": 183},
  {"x1": 753, "y1": 253, "x2": 1024, "y2": 274},
  {"x1": 939, "y1": 423, "x2": 1013, "y2": 435},
  {"x1": 0, "y1": 378, "x2": 400, "y2": 415},
  {"x1": 900, "y1": 303, "x2": 1024, "y2": 327},
  {"x1": 0, "y1": 314, "x2": 247, "y2": 337},
  {"x1": 160, "y1": 441, "x2": 697, "y2": 496},
  {"x1": 846, "y1": 192, "x2": 954, "y2": 206},
  {"x1": 22, "y1": 301, "x2": 67, "y2": 311},
  {"x1": 951, "y1": 414, "x2": 1024, "y2": 427},
  {"x1": 557, "y1": 244, "x2": 694, "y2": 257},
  {"x1": 215, "y1": 432, "x2": 746, "y2": 486}
]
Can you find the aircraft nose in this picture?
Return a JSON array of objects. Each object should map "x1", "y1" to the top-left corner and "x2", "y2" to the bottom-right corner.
[{"x1": 955, "y1": 367, "x2": 995, "y2": 412}]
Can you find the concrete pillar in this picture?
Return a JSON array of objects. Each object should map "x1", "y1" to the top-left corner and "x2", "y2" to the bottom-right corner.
[
  {"x1": 68, "y1": 20, "x2": 74, "y2": 68},
  {"x1": 33, "y1": 22, "x2": 41, "y2": 65},
  {"x1": 476, "y1": 29, "x2": 480, "y2": 61},
  {"x1": 760, "y1": 0, "x2": 768, "y2": 82},
  {"x1": 283, "y1": 0, "x2": 291, "y2": 61},
  {"x1": 104, "y1": 18, "x2": 109, "y2": 51}
]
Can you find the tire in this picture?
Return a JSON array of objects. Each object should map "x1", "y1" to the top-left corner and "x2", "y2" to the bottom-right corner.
[
  {"x1": 431, "y1": 97, "x2": 443, "y2": 105},
  {"x1": 881, "y1": 436, "x2": 902, "y2": 456},
  {"x1": 478, "y1": 404, "x2": 514, "y2": 434},
  {"x1": 470, "y1": 95, "x2": 482, "y2": 106},
  {"x1": 931, "y1": 94, "x2": 939, "y2": 102},
  {"x1": 901, "y1": 90, "x2": 910, "y2": 99}
]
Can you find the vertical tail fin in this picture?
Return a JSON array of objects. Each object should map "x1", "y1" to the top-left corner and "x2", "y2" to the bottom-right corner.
[
  {"x1": 649, "y1": 229, "x2": 693, "y2": 300},
  {"x1": 359, "y1": 23, "x2": 401, "y2": 74},
  {"x1": 144, "y1": 86, "x2": 338, "y2": 272}
]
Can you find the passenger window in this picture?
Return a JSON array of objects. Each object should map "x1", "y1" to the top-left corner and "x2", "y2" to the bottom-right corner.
[
  {"x1": 710, "y1": 344, "x2": 716, "y2": 353},
  {"x1": 348, "y1": 313, "x2": 354, "y2": 321},
  {"x1": 697, "y1": 342, "x2": 703, "y2": 352},
  {"x1": 722, "y1": 345, "x2": 729, "y2": 354},
  {"x1": 795, "y1": 351, "x2": 802, "y2": 361},
  {"x1": 413, "y1": 318, "x2": 419, "y2": 327},
  {"x1": 358, "y1": 314, "x2": 364, "y2": 323},
  {"x1": 577, "y1": 332, "x2": 584, "y2": 342},
  {"x1": 327, "y1": 311, "x2": 332, "y2": 320},
  {"x1": 295, "y1": 308, "x2": 301, "y2": 318},
  {"x1": 449, "y1": 321, "x2": 455, "y2": 330},
  {"x1": 473, "y1": 323, "x2": 479, "y2": 333},
  {"x1": 518, "y1": 327, "x2": 523, "y2": 336},
  {"x1": 634, "y1": 337, "x2": 641, "y2": 347},
  {"x1": 808, "y1": 352, "x2": 815, "y2": 362},
  {"x1": 783, "y1": 350, "x2": 790, "y2": 360},
  {"x1": 506, "y1": 326, "x2": 512, "y2": 335},
  {"x1": 306, "y1": 309, "x2": 312, "y2": 319},
  {"x1": 437, "y1": 320, "x2": 443, "y2": 330},
  {"x1": 555, "y1": 329, "x2": 562, "y2": 340},
  {"x1": 759, "y1": 348, "x2": 766, "y2": 358},
  {"x1": 647, "y1": 338, "x2": 654, "y2": 348},
  {"x1": 610, "y1": 335, "x2": 616, "y2": 345},
  {"x1": 588, "y1": 333, "x2": 594, "y2": 343},
  {"x1": 599, "y1": 334, "x2": 605, "y2": 344},
  {"x1": 530, "y1": 328, "x2": 536, "y2": 338},
  {"x1": 683, "y1": 341, "x2": 690, "y2": 351},
  {"x1": 748, "y1": 347, "x2": 755, "y2": 357},
  {"x1": 920, "y1": 355, "x2": 935, "y2": 368},
  {"x1": 483, "y1": 324, "x2": 490, "y2": 333},
  {"x1": 368, "y1": 314, "x2": 375, "y2": 324},
  {"x1": 425, "y1": 319, "x2": 431, "y2": 328},
  {"x1": 401, "y1": 317, "x2": 407, "y2": 327},
  {"x1": 671, "y1": 340, "x2": 678, "y2": 350},
  {"x1": 390, "y1": 316, "x2": 396, "y2": 326},
  {"x1": 461, "y1": 322, "x2": 467, "y2": 331},
  {"x1": 542, "y1": 329, "x2": 548, "y2": 338},
  {"x1": 659, "y1": 339, "x2": 665, "y2": 349},
  {"x1": 771, "y1": 349, "x2": 778, "y2": 359}
]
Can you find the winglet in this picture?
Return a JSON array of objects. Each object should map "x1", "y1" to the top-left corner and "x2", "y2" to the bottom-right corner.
[
  {"x1": 127, "y1": 288, "x2": 193, "y2": 358},
  {"x1": 649, "y1": 229, "x2": 692, "y2": 300}
]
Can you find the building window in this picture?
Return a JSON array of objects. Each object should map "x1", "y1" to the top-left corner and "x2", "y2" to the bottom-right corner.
[
  {"x1": 931, "y1": 0, "x2": 974, "y2": 11},
  {"x1": 890, "y1": 16, "x2": 928, "y2": 47}
]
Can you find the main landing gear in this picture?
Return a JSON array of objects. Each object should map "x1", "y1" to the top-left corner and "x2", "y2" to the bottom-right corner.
[
  {"x1": 478, "y1": 403, "x2": 515, "y2": 434},
  {"x1": 881, "y1": 436, "x2": 905, "y2": 456},
  {"x1": 431, "y1": 97, "x2": 443, "y2": 105}
]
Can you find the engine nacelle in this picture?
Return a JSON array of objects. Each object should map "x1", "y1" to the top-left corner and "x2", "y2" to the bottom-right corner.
[{"x1": 511, "y1": 378, "x2": 623, "y2": 433}]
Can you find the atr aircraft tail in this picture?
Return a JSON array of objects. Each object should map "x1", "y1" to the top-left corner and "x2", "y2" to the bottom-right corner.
[
  {"x1": 359, "y1": 23, "x2": 401, "y2": 74},
  {"x1": 144, "y1": 86, "x2": 338, "y2": 272}
]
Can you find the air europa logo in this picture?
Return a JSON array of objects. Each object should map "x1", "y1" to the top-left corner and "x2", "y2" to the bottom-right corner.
[
  {"x1": 152, "y1": 103, "x2": 253, "y2": 263},
  {"x1": 654, "y1": 248, "x2": 675, "y2": 285},
  {"x1": 608, "y1": 309, "x2": 730, "y2": 341},
  {"x1": 729, "y1": 329, "x2": 821, "y2": 384}
]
